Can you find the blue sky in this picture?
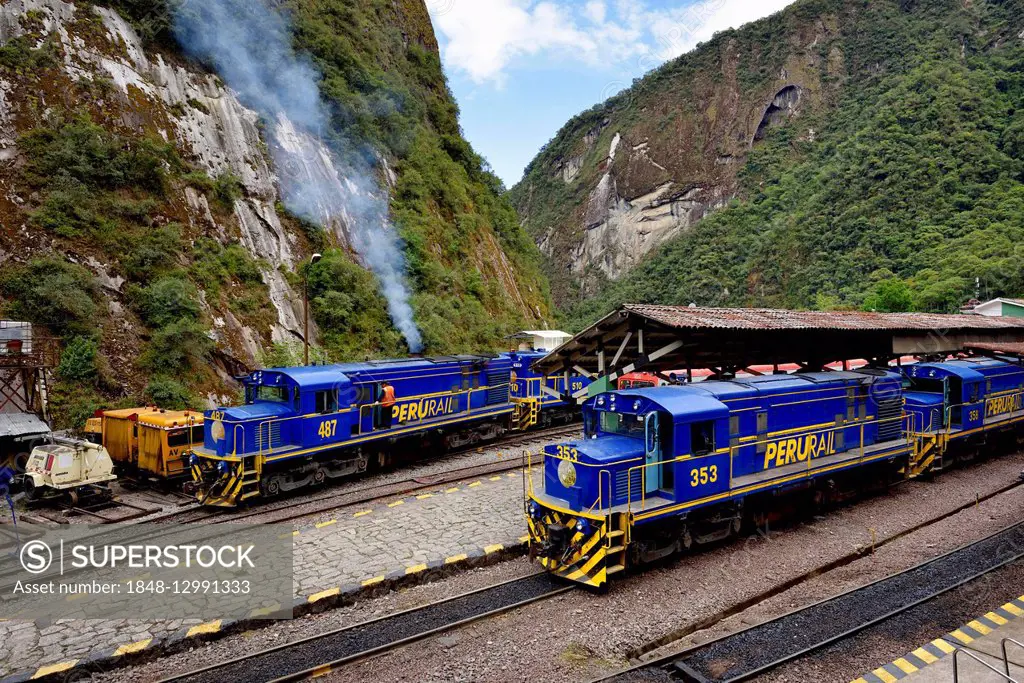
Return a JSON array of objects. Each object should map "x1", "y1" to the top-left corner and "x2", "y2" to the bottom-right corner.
[{"x1": 427, "y1": 0, "x2": 798, "y2": 187}]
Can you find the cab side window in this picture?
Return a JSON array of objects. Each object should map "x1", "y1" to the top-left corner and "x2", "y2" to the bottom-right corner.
[
  {"x1": 691, "y1": 421, "x2": 715, "y2": 456},
  {"x1": 315, "y1": 389, "x2": 338, "y2": 414}
]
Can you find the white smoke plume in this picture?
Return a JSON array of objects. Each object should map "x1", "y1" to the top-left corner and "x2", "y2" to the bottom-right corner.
[{"x1": 172, "y1": 0, "x2": 424, "y2": 352}]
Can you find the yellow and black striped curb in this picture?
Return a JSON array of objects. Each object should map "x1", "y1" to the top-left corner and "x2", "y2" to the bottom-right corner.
[
  {"x1": 291, "y1": 469, "x2": 528, "y2": 537},
  {"x1": 851, "y1": 595, "x2": 1024, "y2": 683},
  {"x1": 0, "y1": 537, "x2": 531, "y2": 683}
]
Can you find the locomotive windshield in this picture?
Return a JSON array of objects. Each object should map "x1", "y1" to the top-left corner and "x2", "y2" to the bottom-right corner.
[
  {"x1": 257, "y1": 385, "x2": 289, "y2": 403},
  {"x1": 599, "y1": 411, "x2": 645, "y2": 438},
  {"x1": 908, "y1": 376, "x2": 945, "y2": 394}
]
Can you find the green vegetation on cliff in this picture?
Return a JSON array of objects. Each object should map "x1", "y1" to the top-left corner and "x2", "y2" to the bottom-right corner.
[
  {"x1": 0, "y1": 0, "x2": 552, "y2": 426},
  {"x1": 518, "y1": 0, "x2": 1024, "y2": 328},
  {"x1": 111, "y1": 0, "x2": 552, "y2": 358}
]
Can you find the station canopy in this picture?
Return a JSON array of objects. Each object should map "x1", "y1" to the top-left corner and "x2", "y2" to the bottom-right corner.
[{"x1": 534, "y1": 304, "x2": 1024, "y2": 398}]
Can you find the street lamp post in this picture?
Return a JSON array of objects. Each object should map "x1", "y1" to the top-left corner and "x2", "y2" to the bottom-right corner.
[{"x1": 303, "y1": 252, "x2": 322, "y2": 366}]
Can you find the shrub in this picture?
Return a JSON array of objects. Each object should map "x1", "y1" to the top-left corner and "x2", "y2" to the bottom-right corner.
[
  {"x1": 133, "y1": 276, "x2": 201, "y2": 328},
  {"x1": 258, "y1": 341, "x2": 327, "y2": 368},
  {"x1": 18, "y1": 113, "x2": 178, "y2": 193},
  {"x1": 0, "y1": 35, "x2": 58, "y2": 72},
  {"x1": 212, "y1": 172, "x2": 243, "y2": 209},
  {"x1": 48, "y1": 382, "x2": 103, "y2": 432},
  {"x1": 143, "y1": 376, "x2": 195, "y2": 410},
  {"x1": 57, "y1": 336, "x2": 99, "y2": 382},
  {"x1": 0, "y1": 257, "x2": 99, "y2": 335},
  {"x1": 29, "y1": 175, "x2": 99, "y2": 237},
  {"x1": 122, "y1": 224, "x2": 184, "y2": 283},
  {"x1": 139, "y1": 318, "x2": 214, "y2": 374}
]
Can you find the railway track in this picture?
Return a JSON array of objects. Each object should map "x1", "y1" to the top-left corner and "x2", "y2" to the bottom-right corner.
[
  {"x1": 159, "y1": 573, "x2": 571, "y2": 683},
  {"x1": 600, "y1": 517, "x2": 1024, "y2": 683},
  {"x1": 157, "y1": 423, "x2": 580, "y2": 526}
]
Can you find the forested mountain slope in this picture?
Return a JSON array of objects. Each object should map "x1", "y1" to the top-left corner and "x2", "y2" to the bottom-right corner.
[
  {"x1": 511, "y1": 0, "x2": 1024, "y2": 325},
  {"x1": 0, "y1": 0, "x2": 552, "y2": 426}
]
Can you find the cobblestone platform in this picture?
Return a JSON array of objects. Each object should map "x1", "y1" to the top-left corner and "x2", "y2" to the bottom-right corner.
[{"x1": 0, "y1": 469, "x2": 533, "y2": 679}]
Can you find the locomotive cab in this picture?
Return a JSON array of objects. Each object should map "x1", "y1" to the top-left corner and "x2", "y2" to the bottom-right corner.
[{"x1": 527, "y1": 388, "x2": 729, "y2": 588}]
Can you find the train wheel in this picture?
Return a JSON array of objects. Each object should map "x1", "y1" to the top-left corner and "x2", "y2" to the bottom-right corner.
[
  {"x1": 265, "y1": 478, "x2": 281, "y2": 497},
  {"x1": 313, "y1": 468, "x2": 327, "y2": 485},
  {"x1": 68, "y1": 489, "x2": 80, "y2": 506}
]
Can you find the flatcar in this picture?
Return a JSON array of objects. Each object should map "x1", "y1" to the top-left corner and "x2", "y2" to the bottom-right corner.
[
  {"x1": 191, "y1": 351, "x2": 589, "y2": 506},
  {"x1": 526, "y1": 358, "x2": 1024, "y2": 589}
]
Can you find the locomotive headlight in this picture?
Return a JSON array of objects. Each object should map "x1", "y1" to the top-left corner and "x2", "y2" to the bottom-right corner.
[
  {"x1": 633, "y1": 400, "x2": 641, "y2": 410},
  {"x1": 211, "y1": 420, "x2": 226, "y2": 442},
  {"x1": 557, "y1": 459, "x2": 577, "y2": 487},
  {"x1": 217, "y1": 460, "x2": 230, "y2": 475}
]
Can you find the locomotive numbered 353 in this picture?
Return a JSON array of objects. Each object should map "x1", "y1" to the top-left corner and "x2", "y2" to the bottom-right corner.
[{"x1": 526, "y1": 358, "x2": 1024, "y2": 589}]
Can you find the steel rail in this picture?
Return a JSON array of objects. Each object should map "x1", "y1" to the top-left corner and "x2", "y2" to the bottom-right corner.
[
  {"x1": 621, "y1": 475, "x2": 1024, "y2": 662},
  {"x1": 151, "y1": 423, "x2": 581, "y2": 525},
  {"x1": 596, "y1": 516, "x2": 1024, "y2": 683},
  {"x1": 158, "y1": 572, "x2": 572, "y2": 683}
]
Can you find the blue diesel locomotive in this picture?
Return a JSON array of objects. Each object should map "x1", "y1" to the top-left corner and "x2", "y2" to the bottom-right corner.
[
  {"x1": 191, "y1": 351, "x2": 586, "y2": 506},
  {"x1": 526, "y1": 359, "x2": 1024, "y2": 588}
]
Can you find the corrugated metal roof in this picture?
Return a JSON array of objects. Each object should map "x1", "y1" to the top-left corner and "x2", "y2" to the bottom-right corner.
[
  {"x1": 966, "y1": 342, "x2": 1024, "y2": 355},
  {"x1": 0, "y1": 413, "x2": 50, "y2": 439},
  {"x1": 622, "y1": 304, "x2": 1024, "y2": 331}
]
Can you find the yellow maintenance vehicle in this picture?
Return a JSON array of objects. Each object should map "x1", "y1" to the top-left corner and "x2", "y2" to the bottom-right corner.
[{"x1": 96, "y1": 407, "x2": 204, "y2": 483}]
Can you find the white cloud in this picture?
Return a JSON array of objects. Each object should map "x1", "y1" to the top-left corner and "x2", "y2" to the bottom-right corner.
[
  {"x1": 584, "y1": 0, "x2": 607, "y2": 23},
  {"x1": 430, "y1": 0, "x2": 605, "y2": 85},
  {"x1": 428, "y1": 0, "x2": 799, "y2": 85}
]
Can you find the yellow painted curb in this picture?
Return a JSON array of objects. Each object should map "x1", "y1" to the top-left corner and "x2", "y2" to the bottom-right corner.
[
  {"x1": 32, "y1": 660, "x2": 78, "y2": 679},
  {"x1": 186, "y1": 620, "x2": 223, "y2": 637},
  {"x1": 114, "y1": 639, "x2": 152, "y2": 657},
  {"x1": 308, "y1": 587, "x2": 341, "y2": 603}
]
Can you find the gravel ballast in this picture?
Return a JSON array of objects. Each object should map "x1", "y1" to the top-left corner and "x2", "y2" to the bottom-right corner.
[
  {"x1": 102, "y1": 452, "x2": 1024, "y2": 683},
  {"x1": 659, "y1": 520, "x2": 1024, "y2": 682},
  {"x1": 164, "y1": 574, "x2": 564, "y2": 683}
]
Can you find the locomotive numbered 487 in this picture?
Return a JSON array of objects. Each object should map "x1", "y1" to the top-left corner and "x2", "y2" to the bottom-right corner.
[
  {"x1": 190, "y1": 351, "x2": 588, "y2": 506},
  {"x1": 526, "y1": 358, "x2": 1024, "y2": 589}
]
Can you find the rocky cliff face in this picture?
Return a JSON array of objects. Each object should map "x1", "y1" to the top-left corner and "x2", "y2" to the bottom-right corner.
[
  {"x1": 547, "y1": 0, "x2": 1024, "y2": 325},
  {"x1": 0, "y1": 0, "x2": 552, "y2": 421},
  {"x1": 0, "y1": 0, "x2": 310, "y2": 372},
  {"x1": 510, "y1": 4, "x2": 845, "y2": 304}
]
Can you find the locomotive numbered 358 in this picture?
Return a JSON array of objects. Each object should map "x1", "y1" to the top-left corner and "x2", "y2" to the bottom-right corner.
[
  {"x1": 526, "y1": 359, "x2": 1024, "y2": 589},
  {"x1": 191, "y1": 351, "x2": 587, "y2": 506}
]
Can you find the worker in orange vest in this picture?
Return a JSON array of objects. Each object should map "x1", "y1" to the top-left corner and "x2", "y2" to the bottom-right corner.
[{"x1": 378, "y1": 382, "x2": 396, "y2": 429}]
